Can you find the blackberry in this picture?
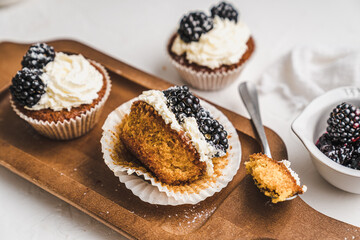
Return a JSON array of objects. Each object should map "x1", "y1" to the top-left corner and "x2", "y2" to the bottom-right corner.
[
  {"x1": 316, "y1": 133, "x2": 360, "y2": 170},
  {"x1": 178, "y1": 12, "x2": 213, "y2": 43},
  {"x1": 326, "y1": 102, "x2": 360, "y2": 143},
  {"x1": 163, "y1": 85, "x2": 229, "y2": 154},
  {"x1": 10, "y1": 67, "x2": 46, "y2": 107},
  {"x1": 21, "y1": 43, "x2": 55, "y2": 69},
  {"x1": 210, "y1": 2, "x2": 238, "y2": 23}
]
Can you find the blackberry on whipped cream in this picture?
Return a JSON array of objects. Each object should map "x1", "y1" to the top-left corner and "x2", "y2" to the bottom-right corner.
[
  {"x1": 178, "y1": 12, "x2": 214, "y2": 43},
  {"x1": 11, "y1": 43, "x2": 103, "y2": 112},
  {"x1": 171, "y1": 2, "x2": 250, "y2": 69},
  {"x1": 163, "y1": 86, "x2": 229, "y2": 154},
  {"x1": 211, "y1": 2, "x2": 239, "y2": 23},
  {"x1": 168, "y1": 2, "x2": 254, "y2": 90},
  {"x1": 137, "y1": 86, "x2": 229, "y2": 175},
  {"x1": 10, "y1": 67, "x2": 46, "y2": 107},
  {"x1": 21, "y1": 43, "x2": 55, "y2": 69}
]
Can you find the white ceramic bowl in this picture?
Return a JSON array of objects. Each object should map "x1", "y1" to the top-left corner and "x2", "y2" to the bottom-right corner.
[{"x1": 292, "y1": 86, "x2": 360, "y2": 194}]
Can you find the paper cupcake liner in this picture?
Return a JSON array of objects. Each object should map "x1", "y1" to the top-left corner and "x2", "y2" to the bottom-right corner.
[
  {"x1": 11, "y1": 60, "x2": 111, "y2": 140},
  {"x1": 101, "y1": 97, "x2": 241, "y2": 205},
  {"x1": 169, "y1": 57, "x2": 248, "y2": 91}
]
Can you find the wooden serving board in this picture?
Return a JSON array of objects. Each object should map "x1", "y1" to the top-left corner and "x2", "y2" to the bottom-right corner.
[{"x1": 0, "y1": 40, "x2": 358, "y2": 239}]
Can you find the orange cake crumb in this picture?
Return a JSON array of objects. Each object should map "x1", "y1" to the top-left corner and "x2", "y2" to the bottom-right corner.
[{"x1": 245, "y1": 153, "x2": 304, "y2": 203}]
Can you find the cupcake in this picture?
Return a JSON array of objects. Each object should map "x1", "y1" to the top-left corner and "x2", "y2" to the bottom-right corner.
[
  {"x1": 10, "y1": 43, "x2": 111, "y2": 140},
  {"x1": 168, "y1": 2, "x2": 255, "y2": 90},
  {"x1": 101, "y1": 86, "x2": 241, "y2": 205}
]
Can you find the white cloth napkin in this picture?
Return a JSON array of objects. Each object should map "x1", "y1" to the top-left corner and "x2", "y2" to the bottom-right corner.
[{"x1": 258, "y1": 47, "x2": 360, "y2": 111}]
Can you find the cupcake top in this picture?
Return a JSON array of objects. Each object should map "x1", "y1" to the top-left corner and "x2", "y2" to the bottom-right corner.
[
  {"x1": 10, "y1": 43, "x2": 103, "y2": 112},
  {"x1": 171, "y1": 2, "x2": 251, "y2": 69},
  {"x1": 138, "y1": 86, "x2": 229, "y2": 175}
]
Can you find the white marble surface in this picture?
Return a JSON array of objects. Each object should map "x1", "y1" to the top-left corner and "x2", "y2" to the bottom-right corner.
[{"x1": 1, "y1": 0, "x2": 360, "y2": 239}]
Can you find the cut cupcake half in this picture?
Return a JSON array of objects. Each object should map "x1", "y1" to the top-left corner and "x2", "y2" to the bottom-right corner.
[{"x1": 101, "y1": 86, "x2": 241, "y2": 205}]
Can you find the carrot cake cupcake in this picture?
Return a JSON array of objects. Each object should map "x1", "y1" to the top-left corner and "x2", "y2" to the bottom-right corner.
[
  {"x1": 101, "y1": 85, "x2": 241, "y2": 205},
  {"x1": 10, "y1": 43, "x2": 111, "y2": 140},
  {"x1": 168, "y1": 2, "x2": 255, "y2": 90}
]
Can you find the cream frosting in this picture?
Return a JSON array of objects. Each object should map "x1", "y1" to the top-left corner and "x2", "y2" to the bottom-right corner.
[
  {"x1": 182, "y1": 117, "x2": 217, "y2": 175},
  {"x1": 138, "y1": 90, "x2": 182, "y2": 132},
  {"x1": 171, "y1": 16, "x2": 251, "y2": 69},
  {"x1": 280, "y1": 160, "x2": 307, "y2": 192},
  {"x1": 138, "y1": 89, "x2": 224, "y2": 175},
  {"x1": 27, "y1": 52, "x2": 103, "y2": 111}
]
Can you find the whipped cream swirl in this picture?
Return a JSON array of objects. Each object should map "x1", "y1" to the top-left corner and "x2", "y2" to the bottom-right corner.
[
  {"x1": 280, "y1": 160, "x2": 307, "y2": 192},
  {"x1": 171, "y1": 16, "x2": 251, "y2": 69},
  {"x1": 27, "y1": 52, "x2": 103, "y2": 111},
  {"x1": 138, "y1": 90, "x2": 182, "y2": 132}
]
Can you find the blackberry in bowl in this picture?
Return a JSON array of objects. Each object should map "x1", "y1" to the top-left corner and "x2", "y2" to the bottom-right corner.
[
  {"x1": 292, "y1": 87, "x2": 360, "y2": 194},
  {"x1": 316, "y1": 102, "x2": 360, "y2": 170}
]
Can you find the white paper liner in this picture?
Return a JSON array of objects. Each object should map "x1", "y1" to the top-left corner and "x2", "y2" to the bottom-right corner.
[
  {"x1": 169, "y1": 57, "x2": 247, "y2": 91},
  {"x1": 10, "y1": 60, "x2": 111, "y2": 140},
  {"x1": 101, "y1": 97, "x2": 241, "y2": 205}
]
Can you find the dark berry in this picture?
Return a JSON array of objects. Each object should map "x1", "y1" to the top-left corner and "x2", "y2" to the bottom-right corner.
[
  {"x1": 212, "y1": 120, "x2": 219, "y2": 128},
  {"x1": 205, "y1": 119, "x2": 212, "y2": 126},
  {"x1": 178, "y1": 93, "x2": 186, "y2": 100},
  {"x1": 184, "y1": 97, "x2": 193, "y2": 106},
  {"x1": 213, "y1": 134, "x2": 220, "y2": 143},
  {"x1": 178, "y1": 12, "x2": 214, "y2": 43},
  {"x1": 163, "y1": 85, "x2": 229, "y2": 154},
  {"x1": 184, "y1": 107, "x2": 192, "y2": 114},
  {"x1": 193, "y1": 97, "x2": 200, "y2": 104},
  {"x1": 178, "y1": 102, "x2": 185, "y2": 109},
  {"x1": 21, "y1": 43, "x2": 55, "y2": 69},
  {"x1": 10, "y1": 68, "x2": 46, "y2": 107},
  {"x1": 210, "y1": 2, "x2": 238, "y2": 23},
  {"x1": 221, "y1": 138, "x2": 228, "y2": 145},
  {"x1": 200, "y1": 125, "x2": 209, "y2": 134},
  {"x1": 214, "y1": 127, "x2": 222, "y2": 133},
  {"x1": 176, "y1": 113, "x2": 187, "y2": 121},
  {"x1": 174, "y1": 104, "x2": 183, "y2": 112},
  {"x1": 169, "y1": 96, "x2": 178, "y2": 105},
  {"x1": 326, "y1": 102, "x2": 360, "y2": 143},
  {"x1": 197, "y1": 108, "x2": 209, "y2": 119},
  {"x1": 316, "y1": 132, "x2": 360, "y2": 170},
  {"x1": 192, "y1": 103, "x2": 199, "y2": 111}
]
